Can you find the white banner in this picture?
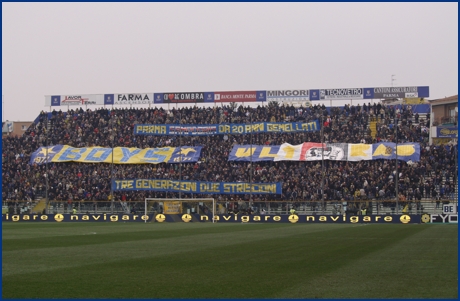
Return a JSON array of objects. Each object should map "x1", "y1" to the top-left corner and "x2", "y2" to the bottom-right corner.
[
  {"x1": 45, "y1": 94, "x2": 104, "y2": 106},
  {"x1": 114, "y1": 93, "x2": 154, "y2": 105},
  {"x1": 266, "y1": 90, "x2": 310, "y2": 102},
  {"x1": 347, "y1": 144, "x2": 372, "y2": 161},
  {"x1": 320, "y1": 88, "x2": 363, "y2": 100},
  {"x1": 274, "y1": 143, "x2": 304, "y2": 161}
]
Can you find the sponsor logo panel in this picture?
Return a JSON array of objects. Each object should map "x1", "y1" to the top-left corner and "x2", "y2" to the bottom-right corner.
[
  {"x1": 46, "y1": 95, "x2": 104, "y2": 106},
  {"x1": 115, "y1": 93, "x2": 154, "y2": 105},
  {"x1": 104, "y1": 94, "x2": 114, "y2": 105},
  {"x1": 161, "y1": 92, "x2": 206, "y2": 103},
  {"x1": 267, "y1": 90, "x2": 309, "y2": 102},
  {"x1": 368, "y1": 86, "x2": 419, "y2": 99},
  {"x1": 437, "y1": 127, "x2": 458, "y2": 138},
  {"x1": 430, "y1": 214, "x2": 458, "y2": 224},
  {"x1": 214, "y1": 91, "x2": 258, "y2": 102},
  {"x1": 51, "y1": 95, "x2": 61, "y2": 106},
  {"x1": 320, "y1": 88, "x2": 363, "y2": 100}
]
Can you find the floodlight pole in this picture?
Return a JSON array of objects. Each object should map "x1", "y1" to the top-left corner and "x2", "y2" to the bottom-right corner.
[
  {"x1": 321, "y1": 115, "x2": 325, "y2": 214},
  {"x1": 395, "y1": 101, "x2": 400, "y2": 214},
  {"x1": 250, "y1": 108, "x2": 253, "y2": 209},
  {"x1": 455, "y1": 142, "x2": 458, "y2": 210},
  {"x1": 110, "y1": 116, "x2": 114, "y2": 214},
  {"x1": 45, "y1": 114, "x2": 50, "y2": 214},
  {"x1": 179, "y1": 110, "x2": 182, "y2": 200}
]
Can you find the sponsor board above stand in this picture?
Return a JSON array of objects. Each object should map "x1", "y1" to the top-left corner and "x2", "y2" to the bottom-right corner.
[
  {"x1": 46, "y1": 95, "x2": 103, "y2": 106},
  {"x1": 3, "y1": 214, "x2": 422, "y2": 224},
  {"x1": 314, "y1": 88, "x2": 364, "y2": 100},
  {"x1": 214, "y1": 91, "x2": 266, "y2": 102},
  {"x1": 45, "y1": 86, "x2": 429, "y2": 106},
  {"x1": 114, "y1": 93, "x2": 154, "y2": 105},
  {"x1": 155, "y1": 92, "x2": 207, "y2": 103},
  {"x1": 363, "y1": 86, "x2": 430, "y2": 99},
  {"x1": 266, "y1": 90, "x2": 310, "y2": 102}
]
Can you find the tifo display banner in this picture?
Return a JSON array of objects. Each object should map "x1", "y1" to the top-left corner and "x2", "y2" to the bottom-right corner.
[
  {"x1": 134, "y1": 121, "x2": 320, "y2": 136},
  {"x1": 29, "y1": 145, "x2": 202, "y2": 165},
  {"x1": 111, "y1": 179, "x2": 282, "y2": 194},
  {"x1": 437, "y1": 127, "x2": 458, "y2": 138},
  {"x1": 229, "y1": 142, "x2": 420, "y2": 162},
  {"x1": 2, "y1": 214, "x2": 422, "y2": 224}
]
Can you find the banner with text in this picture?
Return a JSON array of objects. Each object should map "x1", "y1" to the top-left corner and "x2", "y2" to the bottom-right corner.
[
  {"x1": 45, "y1": 87, "x2": 430, "y2": 106},
  {"x1": 154, "y1": 92, "x2": 208, "y2": 103},
  {"x1": 134, "y1": 120, "x2": 320, "y2": 136},
  {"x1": 363, "y1": 86, "x2": 430, "y2": 99},
  {"x1": 229, "y1": 142, "x2": 420, "y2": 162},
  {"x1": 2, "y1": 214, "x2": 421, "y2": 224},
  {"x1": 309, "y1": 88, "x2": 363, "y2": 100},
  {"x1": 266, "y1": 90, "x2": 310, "y2": 102},
  {"x1": 29, "y1": 145, "x2": 202, "y2": 165},
  {"x1": 46, "y1": 95, "x2": 105, "y2": 107},
  {"x1": 213, "y1": 91, "x2": 266, "y2": 102},
  {"x1": 112, "y1": 179, "x2": 282, "y2": 195},
  {"x1": 436, "y1": 127, "x2": 458, "y2": 138}
]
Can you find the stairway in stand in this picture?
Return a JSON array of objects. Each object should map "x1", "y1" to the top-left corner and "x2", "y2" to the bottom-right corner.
[
  {"x1": 32, "y1": 199, "x2": 46, "y2": 213},
  {"x1": 369, "y1": 118, "x2": 377, "y2": 139}
]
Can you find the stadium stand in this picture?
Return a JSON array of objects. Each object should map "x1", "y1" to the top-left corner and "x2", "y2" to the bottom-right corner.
[{"x1": 2, "y1": 102, "x2": 457, "y2": 215}]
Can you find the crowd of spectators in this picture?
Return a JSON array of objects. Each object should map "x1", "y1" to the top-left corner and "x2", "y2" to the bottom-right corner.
[{"x1": 2, "y1": 101, "x2": 457, "y2": 214}]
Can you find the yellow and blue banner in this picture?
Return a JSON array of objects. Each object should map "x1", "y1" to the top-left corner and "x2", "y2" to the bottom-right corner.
[
  {"x1": 163, "y1": 202, "x2": 182, "y2": 214},
  {"x1": 134, "y1": 121, "x2": 320, "y2": 136},
  {"x1": 2, "y1": 213, "x2": 422, "y2": 224},
  {"x1": 437, "y1": 127, "x2": 458, "y2": 138},
  {"x1": 112, "y1": 179, "x2": 282, "y2": 195},
  {"x1": 229, "y1": 142, "x2": 420, "y2": 162},
  {"x1": 29, "y1": 145, "x2": 202, "y2": 165}
]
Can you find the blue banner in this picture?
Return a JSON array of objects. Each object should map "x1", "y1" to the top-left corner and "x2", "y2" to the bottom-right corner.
[
  {"x1": 2, "y1": 214, "x2": 421, "y2": 224},
  {"x1": 309, "y1": 89, "x2": 320, "y2": 101},
  {"x1": 437, "y1": 127, "x2": 458, "y2": 138},
  {"x1": 51, "y1": 95, "x2": 60, "y2": 106},
  {"x1": 134, "y1": 121, "x2": 320, "y2": 136},
  {"x1": 104, "y1": 94, "x2": 114, "y2": 105},
  {"x1": 112, "y1": 179, "x2": 282, "y2": 195},
  {"x1": 29, "y1": 145, "x2": 202, "y2": 165},
  {"x1": 364, "y1": 86, "x2": 430, "y2": 99}
]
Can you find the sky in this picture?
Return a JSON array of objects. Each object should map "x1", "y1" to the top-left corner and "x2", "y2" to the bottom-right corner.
[{"x1": 2, "y1": 2, "x2": 458, "y2": 122}]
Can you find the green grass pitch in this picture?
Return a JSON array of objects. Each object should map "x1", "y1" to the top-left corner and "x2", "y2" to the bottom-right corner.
[{"x1": 2, "y1": 222, "x2": 458, "y2": 299}]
